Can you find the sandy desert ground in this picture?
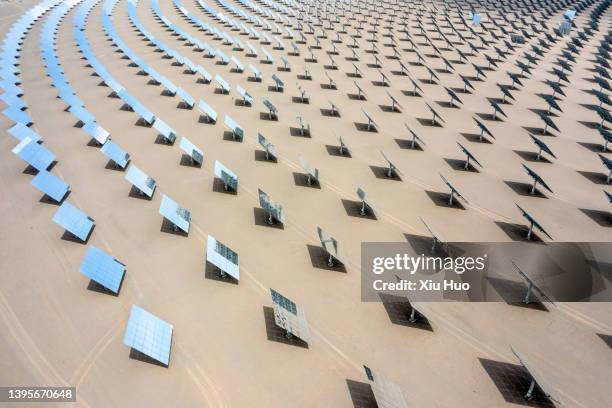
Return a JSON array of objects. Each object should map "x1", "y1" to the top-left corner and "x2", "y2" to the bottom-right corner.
[{"x1": 0, "y1": 0, "x2": 611, "y2": 406}]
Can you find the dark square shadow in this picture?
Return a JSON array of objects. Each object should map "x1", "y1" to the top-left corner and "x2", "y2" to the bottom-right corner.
[
  {"x1": 347, "y1": 93, "x2": 366, "y2": 101},
  {"x1": 21, "y1": 163, "x2": 41, "y2": 175},
  {"x1": 403, "y1": 233, "x2": 449, "y2": 257},
  {"x1": 418, "y1": 78, "x2": 437, "y2": 85},
  {"x1": 154, "y1": 135, "x2": 175, "y2": 145},
  {"x1": 345, "y1": 379, "x2": 377, "y2": 408},
  {"x1": 597, "y1": 333, "x2": 612, "y2": 348},
  {"x1": 479, "y1": 358, "x2": 556, "y2": 407},
  {"x1": 325, "y1": 145, "x2": 351, "y2": 157},
  {"x1": 104, "y1": 160, "x2": 127, "y2": 171},
  {"x1": 129, "y1": 348, "x2": 168, "y2": 368},
  {"x1": 254, "y1": 150, "x2": 278, "y2": 163},
  {"x1": 341, "y1": 199, "x2": 377, "y2": 220},
  {"x1": 267, "y1": 86, "x2": 283, "y2": 93},
  {"x1": 160, "y1": 218, "x2": 188, "y2": 237},
  {"x1": 371, "y1": 81, "x2": 389, "y2": 87},
  {"x1": 444, "y1": 158, "x2": 479, "y2": 172},
  {"x1": 180, "y1": 154, "x2": 202, "y2": 168},
  {"x1": 320, "y1": 83, "x2": 337, "y2": 90},
  {"x1": 528, "y1": 108, "x2": 558, "y2": 118},
  {"x1": 39, "y1": 190, "x2": 70, "y2": 205},
  {"x1": 579, "y1": 121, "x2": 609, "y2": 130},
  {"x1": 289, "y1": 127, "x2": 311, "y2": 137},
  {"x1": 425, "y1": 191, "x2": 466, "y2": 210},
  {"x1": 504, "y1": 181, "x2": 548, "y2": 198},
  {"x1": 253, "y1": 207, "x2": 284, "y2": 229},
  {"x1": 222, "y1": 131, "x2": 243, "y2": 142},
  {"x1": 514, "y1": 150, "x2": 552, "y2": 163},
  {"x1": 379, "y1": 104, "x2": 400, "y2": 113},
  {"x1": 487, "y1": 277, "x2": 548, "y2": 311},
  {"x1": 61, "y1": 223, "x2": 94, "y2": 244},
  {"x1": 579, "y1": 208, "x2": 611, "y2": 227},
  {"x1": 370, "y1": 165, "x2": 402, "y2": 181},
  {"x1": 212, "y1": 177, "x2": 238, "y2": 195},
  {"x1": 306, "y1": 244, "x2": 346, "y2": 272},
  {"x1": 293, "y1": 172, "x2": 321, "y2": 188},
  {"x1": 522, "y1": 126, "x2": 555, "y2": 136},
  {"x1": 577, "y1": 142, "x2": 608, "y2": 153},
  {"x1": 460, "y1": 133, "x2": 492, "y2": 144},
  {"x1": 494, "y1": 222, "x2": 544, "y2": 243},
  {"x1": 177, "y1": 101, "x2": 195, "y2": 110},
  {"x1": 476, "y1": 112, "x2": 504, "y2": 122},
  {"x1": 436, "y1": 101, "x2": 460, "y2": 109},
  {"x1": 262, "y1": 306, "x2": 309, "y2": 348},
  {"x1": 198, "y1": 115, "x2": 216, "y2": 124},
  {"x1": 291, "y1": 96, "x2": 309, "y2": 104},
  {"x1": 87, "y1": 273, "x2": 124, "y2": 297},
  {"x1": 354, "y1": 122, "x2": 378, "y2": 132},
  {"x1": 320, "y1": 108, "x2": 341, "y2": 117},
  {"x1": 416, "y1": 117, "x2": 443, "y2": 127},
  {"x1": 128, "y1": 185, "x2": 153, "y2": 200},
  {"x1": 452, "y1": 87, "x2": 471, "y2": 94},
  {"x1": 400, "y1": 90, "x2": 421, "y2": 97},
  {"x1": 233, "y1": 99, "x2": 251, "y2": 107},
  {"x1": 204, "y1": 261, "x2": 239, "y2": 284},
  {"x1": 577, "y1": 171, "x2": 609, "y2": 185},
  {"x1": 259, "y1": 112, "x2": 278, "y2": 121},
  {"x1": 378, "y1": 293, "x2": 433, "y2": 330},
  {"x1": 395, "y1": 138, "x2": 423, "y2": 150}
]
